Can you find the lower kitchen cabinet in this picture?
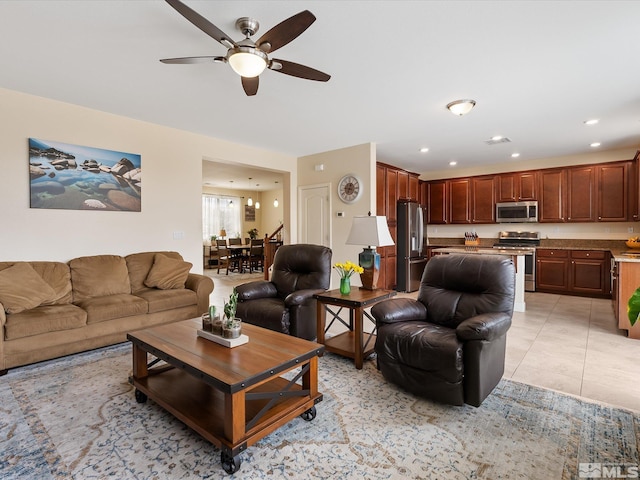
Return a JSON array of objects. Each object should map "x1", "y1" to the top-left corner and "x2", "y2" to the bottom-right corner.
[{"x1": 536, "y1": 249, "x2": 611, "y2": 297}]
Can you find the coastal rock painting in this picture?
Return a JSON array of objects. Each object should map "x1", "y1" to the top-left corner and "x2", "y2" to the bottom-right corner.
[{"x1": 29, "y1": 138, "x2": 141, "y2": 212}]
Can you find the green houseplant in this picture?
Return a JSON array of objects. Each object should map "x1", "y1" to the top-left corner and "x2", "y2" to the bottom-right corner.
[
  {"x1": 247, "y1": 228, "x2": 259, "y2": 240},
  {"x1": 223, "y1": 289, "x2": 241, "y2": 338}
]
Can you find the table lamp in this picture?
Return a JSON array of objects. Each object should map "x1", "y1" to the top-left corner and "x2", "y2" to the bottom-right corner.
[
  {"x1": 219, "y1": 229, "x2": 227, "y2": 239},
  {"x1": 346, "y1": 213, "x2": 395, "y2": 290}
]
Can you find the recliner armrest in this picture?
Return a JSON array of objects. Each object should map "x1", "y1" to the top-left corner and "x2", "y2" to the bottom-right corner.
[
  {"x1": 456, "y1": 312, "x2": 512, "y2": 341},
  {"x1": 236, "y1": 281, "x2": 278, "y2": 301},
  {"x1": 285, "y1": 289, "x2": 325, "y2": 307},
  {"x1": 371, "y1": 298, "x2": 427, "y2": 327}
]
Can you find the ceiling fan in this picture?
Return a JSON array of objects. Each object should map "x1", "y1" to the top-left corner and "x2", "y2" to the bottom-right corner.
[{"x1": 160, "y1": 0, "x2": 331, "y2": 96}]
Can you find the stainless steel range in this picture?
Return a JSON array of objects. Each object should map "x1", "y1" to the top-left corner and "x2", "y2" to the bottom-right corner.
[{"x1": 493, "y1": 231, "x2": 540, "y2": 292}]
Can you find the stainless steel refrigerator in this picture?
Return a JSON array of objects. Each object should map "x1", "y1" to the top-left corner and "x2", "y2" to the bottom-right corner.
[{"x1": 396, "y1": 200, "x2": 428, "y2": 292}]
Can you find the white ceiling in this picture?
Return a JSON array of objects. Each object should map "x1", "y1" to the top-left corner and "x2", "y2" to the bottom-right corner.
[{"x1": 2, "y1": 1, "x2": 640, "y2": 191}]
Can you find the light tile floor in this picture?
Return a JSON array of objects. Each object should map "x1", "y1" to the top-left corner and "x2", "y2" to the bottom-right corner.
[{"x1": 205, "y1": 270, "x2": 640, "y2": 412}]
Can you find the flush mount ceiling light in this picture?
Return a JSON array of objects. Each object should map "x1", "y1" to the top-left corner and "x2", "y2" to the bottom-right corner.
[
  {"x1": 446, "y1": 99, "x2": 476, "y2": 116},
  {"x1": 584, "y1": 119, "x2": 599, "y2": 125},
  {"x1": 590, "y1": 142, "x2": 601, "y2": 148},
  {"x1": 419, "y1": 147, "x2": 429, "y2": 153},
  {"x1": 449, "y1": 161, "x2": 457, "y2": 166},
  {"x1": 511, "y1": 153, "x2": 520, "y2": 158}
]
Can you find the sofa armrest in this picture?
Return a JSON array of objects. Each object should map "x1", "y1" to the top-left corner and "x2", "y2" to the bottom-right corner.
[
  {"x1": 236, "y1": 281, "x2": 278, "y2": 301},
  {"x1": 0, "y1": 304, "x2": 5, "y2": 329},
  {"x1": 284, "y1": 289, "x2": 325, "y2": 307},
  {"x1": 456, "y1": 312, "x2": 512, "y2": 342},
  {"x1": 371, "y1": 298, "x2": 427, "y2": 327},
  {"x1": 185, "y1": 273, "x2": 214, "y2": 314}
]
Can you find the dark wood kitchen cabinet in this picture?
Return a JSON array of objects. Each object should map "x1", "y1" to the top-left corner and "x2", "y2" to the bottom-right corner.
[
  {"x1": 536, "y1": 249, "x2": 570, "y2": 292},
  {"x1": 449, "y1": 178, "x2": 471, "y2": 224},
  {"x1": 536, "y1": 249, "x2": 611, "y2": 297},
  {"x1": 497, "y1": 171, "x2": 538, "y2": 202},
  {"x1": 426, "y1": 180, "x2": 448, "y2": 224},
  {"x1": 598, "y1": 161, "x2": 631, "y2": 222},
  {"x1": 569, "y1": 250, "x2": 610, "y2": 297},
  {"x1": 538, "y1": 169, "x2": 566, "y2": 222},
  {"x1": 471, "y1": 175, "x2": 496, "y2": 223},
  {"x1": 566, "y1": 165, "x2": 596, "y2": 222}
]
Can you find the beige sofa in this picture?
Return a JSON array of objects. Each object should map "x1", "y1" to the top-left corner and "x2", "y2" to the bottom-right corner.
[{"x1": 0, "y1": 251, "x2": 213, "y2": 374}]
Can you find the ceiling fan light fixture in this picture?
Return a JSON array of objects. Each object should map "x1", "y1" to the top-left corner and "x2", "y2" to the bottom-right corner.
[
  {"x1": 227, "y1": 47, "x2": 267, "y2": 78},
  {"x1": 446, "y1": 99, "x2": 476, "y2": 116}
]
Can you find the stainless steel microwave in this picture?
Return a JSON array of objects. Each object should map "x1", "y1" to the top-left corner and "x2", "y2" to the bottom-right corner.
[{"x1": 496, "y1": 201, "x2": 538, "y2": 223}]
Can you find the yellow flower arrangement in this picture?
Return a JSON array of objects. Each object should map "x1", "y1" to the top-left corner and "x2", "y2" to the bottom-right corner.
[{"x1": 333, "y1": 261, "x2": 364, "y2": 279}]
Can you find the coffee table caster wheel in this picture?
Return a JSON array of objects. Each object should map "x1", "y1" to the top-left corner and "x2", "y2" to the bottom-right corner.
[
  {"x1": 300, "y1": 406, "x2": 316, "y2": 421},
  {"x1": 134, "y1": 389, "x2": 147, "y2": 404},
  {"x1": 221, "y1": 451, "x2": 241, "y2": 474}
]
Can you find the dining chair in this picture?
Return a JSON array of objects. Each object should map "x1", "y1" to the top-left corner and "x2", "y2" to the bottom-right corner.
[
  {"x1": 216, "y1": 239, "x2": 231, "y2": 275},
  {"x1": 248, "y1": 239, "x2": 264, "y2": 273}
]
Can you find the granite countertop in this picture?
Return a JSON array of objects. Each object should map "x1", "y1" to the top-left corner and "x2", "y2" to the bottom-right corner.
[
  {"x1": 428, "y1": 238, "x2": 640, "y2": 263},
  {"x1": 432, "y1": 247, "x2": 532, "y2": 256}
]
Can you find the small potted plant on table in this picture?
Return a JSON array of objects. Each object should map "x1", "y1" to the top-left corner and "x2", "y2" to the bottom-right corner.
[{"x1": 223, "y1": 289, "x2": 242, "y2": 339}]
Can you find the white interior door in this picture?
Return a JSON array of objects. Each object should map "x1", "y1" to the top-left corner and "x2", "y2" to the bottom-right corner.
[{"x1": 298, "y1": 184, "x2": 331, "y2": 247}]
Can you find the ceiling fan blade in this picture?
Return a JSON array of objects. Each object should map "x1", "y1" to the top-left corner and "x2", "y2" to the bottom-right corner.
[
  {"x1": 256, "y1": 10, "x2": 315, "y2": 53},
  {"x1": 160, "y1": 56, "x2": 225, "y2": 64},
  {"x1": 270, "y1": 59, "x2": 330, "y2": 82},
  {"x1": 165, "y1": 0, "x2": 236, "y2": 48},
  {"x1": 242, "y1": 76, "x2": 259, "y2": 96}
]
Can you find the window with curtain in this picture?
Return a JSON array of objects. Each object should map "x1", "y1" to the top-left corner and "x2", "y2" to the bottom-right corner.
[{"x1": 202, "y1": 194, "x2": 242, "y2": 242}]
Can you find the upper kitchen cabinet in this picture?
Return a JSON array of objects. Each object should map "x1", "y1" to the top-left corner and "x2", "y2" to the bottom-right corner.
[
  {"x1": 598, "y1": 160, "x2": 632, "y2": 222},
  {"x1": 497, "y1": 171, "x2": 538, "y2": 202},
  {"x1": 471, "y1": 175, "x2": 496, "y2": 223},
  {"x1": 566, "y1": 165, "x2": 596, "y2": 222},
  {"x1": 409, "y1": 175, "x2": 419, "y2": 202},
  {"x1": 426, "y1": 180, "x2": 448, "y2": 224},
  {"x1": 376, "y1": 163, "x2": 387, "y2": 217},
  {"x1": 634, "y1": 151, "x2": 640, "y2": 221},
  {"x1": 538, "y1": 169, "x2": 565, "y2": 222},
  {"x1": 449, "y1": 178, "x2": 472, "y2": 224}
]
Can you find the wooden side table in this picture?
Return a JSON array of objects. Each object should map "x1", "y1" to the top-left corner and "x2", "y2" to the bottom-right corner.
[{"x1": 314, "y1": 288, "x2": 397, "y2": 369}]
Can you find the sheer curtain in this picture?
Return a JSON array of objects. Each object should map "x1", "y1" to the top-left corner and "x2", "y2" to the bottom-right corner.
[{"x1": 202, "y1": 195, "x2": 242, "y2": 242}]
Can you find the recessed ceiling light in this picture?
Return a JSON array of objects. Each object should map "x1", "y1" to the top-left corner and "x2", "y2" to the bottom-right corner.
[
  {"x1": 584, "y1": 119, "x2": 599, "y2": 125},
  {"x1": 491, "y1": 135, "x2": 503, "y2": 141},
  {"x1": 590, "y1": 142, "x2": 601, "y2": 148},
  {"x1": 449, "y1": 161, "x2": 457, "y2": 166},
  {"x1": 511, "y1": 153, "x2": 520, "y2": 158},
  {"x1": 419, "y1": 147, "x2": 429, "y2": 153}
]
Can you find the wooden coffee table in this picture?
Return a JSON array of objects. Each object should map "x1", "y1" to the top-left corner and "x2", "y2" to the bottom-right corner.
[{"x1": 127, "y1": 319, "x2": 323, "y2": 474}]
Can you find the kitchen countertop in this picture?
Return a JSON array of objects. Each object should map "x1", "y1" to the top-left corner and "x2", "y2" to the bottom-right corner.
[
  {"x1": 432, "y1": 247, "x2": 532, "y2": 256},
  {"x1": 428, "y1": 238, "x2": 640, "y2": 263}
]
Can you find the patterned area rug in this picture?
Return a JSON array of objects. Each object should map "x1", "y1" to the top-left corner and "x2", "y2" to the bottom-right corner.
[{"x1": 1, "y1": 343, "x2": 639, "y2": 479}]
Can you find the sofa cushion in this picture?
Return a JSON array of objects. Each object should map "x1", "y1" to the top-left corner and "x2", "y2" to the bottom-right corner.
[
  {"x1": 134, "y1": 288, "x2": 197, "y2": 313},
  {"x1": 74, "y1": 293, "x2": 148, "y2": 324},
  {"x1": 0, "y1": 262, "x2": 58, "y2": 314},
  {"x1": 125, "y1": 251, "x2": 184, "y2": 293},
  {"x1": 4, "y1": 304, "x2": 87, "y2": 340},
  {"x1": 69, "y1": 255, "x2": 131, "y2": 302},
  {"x1": 30, "y1": 261, "x2": 73, "y2": 305},
  {"x1": 144, "y1": 254, "x2": 193, "y2": 290}
]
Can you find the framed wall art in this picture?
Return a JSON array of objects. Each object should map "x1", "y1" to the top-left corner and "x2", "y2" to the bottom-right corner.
[
  {"x1": 29, "y1": 138, "x2": 142, "y2": 211},
  {"x1": 244, "y1": 205, "x2": 256, "y2": 222}
]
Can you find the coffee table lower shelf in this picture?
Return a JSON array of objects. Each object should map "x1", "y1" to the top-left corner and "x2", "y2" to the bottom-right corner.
[{"x1": 130, "y1": 364, "x2": 321, "y2": 474}]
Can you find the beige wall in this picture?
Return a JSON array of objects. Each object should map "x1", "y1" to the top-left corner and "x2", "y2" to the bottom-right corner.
[
  {"x1": 298, "y1": 143, "x2": 376, "y2": 288},
  {"x1": 0, "y1": 87, "x2": 296, "y2": 270}
]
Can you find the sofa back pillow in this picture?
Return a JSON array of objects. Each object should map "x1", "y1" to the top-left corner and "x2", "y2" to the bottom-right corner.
[
  {"x1": 0, "y1": 262, "x2": 58, "y2": 314},
  {"x1": 30, "y1": 261, "x2": 73, "y2": 305},
  {"x1": 144, "y1": 254, "x2": 193, "y2": 290},
  {"x1": 69, "y1": 255, "x2": 131, "y2": 303},
  {"x1": 125, "y1": 251, "x2": 184, "y2": 293}
]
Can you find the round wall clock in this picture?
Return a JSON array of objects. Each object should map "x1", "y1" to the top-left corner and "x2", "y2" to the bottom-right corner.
[{"x1": 337, "y1": 174, "x2": 362, "y2": 204}]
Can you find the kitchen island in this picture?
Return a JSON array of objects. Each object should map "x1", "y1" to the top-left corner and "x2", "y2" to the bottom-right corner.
[
  {"x1": 610, "y1": 251, "x2": 640, "y2": 339},
  {"x1": 433, "y1": 247, "x2": 528, "y2": 312}
]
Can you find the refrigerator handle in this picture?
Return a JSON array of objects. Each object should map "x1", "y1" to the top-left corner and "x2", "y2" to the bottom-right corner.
[{"x1": 417, "y1": 206, "x2": 424, "y2": 255}]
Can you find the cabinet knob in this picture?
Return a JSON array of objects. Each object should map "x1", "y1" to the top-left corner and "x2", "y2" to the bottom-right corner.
[{"x1": 598, "y1": 216, "x2": 602, "y2": 220}]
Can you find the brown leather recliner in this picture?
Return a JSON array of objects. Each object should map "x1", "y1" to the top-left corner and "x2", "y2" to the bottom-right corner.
[
  {"x1": 235, "y1": 244, "x2": 332, "y2": 340},
  {"x1": 371, "y1": 254, "x2": 515, "y2": 407}
]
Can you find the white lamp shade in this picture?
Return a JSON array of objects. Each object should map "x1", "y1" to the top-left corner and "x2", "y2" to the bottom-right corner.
[
  {"x1": 346, "y1": 215, "x2": 395, "y2": 247},
  {"x1": 228, "y1": 50, "x2": 267, "y2": 78}
]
